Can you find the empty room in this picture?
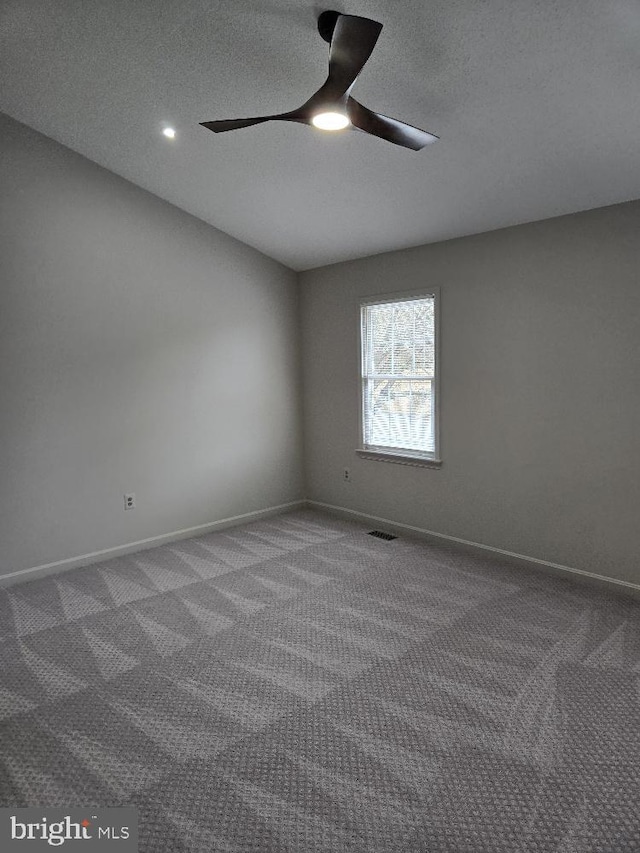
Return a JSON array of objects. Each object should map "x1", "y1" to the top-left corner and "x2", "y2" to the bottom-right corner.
[{"x1": 1, "y1": 1, "x2": 639, "y2": 851}]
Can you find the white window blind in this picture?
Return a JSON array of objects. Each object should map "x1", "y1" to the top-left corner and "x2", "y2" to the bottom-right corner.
[{"x1": 361, "y1": 295, "x2": 437, "y2": 458}]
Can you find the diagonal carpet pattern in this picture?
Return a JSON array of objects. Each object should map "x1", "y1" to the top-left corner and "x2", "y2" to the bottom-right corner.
[{"x1": 1, "y1": 509, "x2": 639, "y2": 852}]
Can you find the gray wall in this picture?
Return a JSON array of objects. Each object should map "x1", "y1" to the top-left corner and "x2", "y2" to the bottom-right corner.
[
  {"x1": 300, "y1": 201, "x2": 640, "y2": 586},
  {"x1": 0, "y1": 113, "x2": 303, "y2": 578}
]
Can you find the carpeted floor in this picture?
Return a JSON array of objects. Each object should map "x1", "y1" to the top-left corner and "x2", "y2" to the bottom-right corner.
[{"x1": 1, "y1": 508, "x2": 639, "y2": 852}]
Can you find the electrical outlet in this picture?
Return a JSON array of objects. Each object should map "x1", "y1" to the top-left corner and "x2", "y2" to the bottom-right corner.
[
  {"x1": 124, "y1": 493, "x2": 136, "y2": 510},
  {"x1": 343, "y1": 468, "x2": 351, "y2": 482}
]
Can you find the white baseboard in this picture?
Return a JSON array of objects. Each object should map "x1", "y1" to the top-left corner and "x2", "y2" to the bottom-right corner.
[
  {"x1": 307, "y1": 499, "x2": 640, "y2": 599},
  {"x1": 0, "y1": 500, "x2": 306, "y2": 587},
  {"x1": 5, "y1": 497, "x2": 638, "y2": 600}
]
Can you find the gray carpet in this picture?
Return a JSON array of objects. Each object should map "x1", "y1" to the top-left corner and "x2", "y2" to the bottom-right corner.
[{"x1": 1, "y1": 509, "x2": 639, "y2": 852}]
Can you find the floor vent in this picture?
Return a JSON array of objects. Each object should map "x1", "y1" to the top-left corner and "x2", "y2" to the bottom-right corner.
[{"x1": 368, "y1": 530, "x2": 397, "y2": 541}]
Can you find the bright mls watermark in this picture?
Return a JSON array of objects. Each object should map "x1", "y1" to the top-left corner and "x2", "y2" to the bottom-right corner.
[{"x1": 1, "y1": 809, "x2": 137, "y2": 850}]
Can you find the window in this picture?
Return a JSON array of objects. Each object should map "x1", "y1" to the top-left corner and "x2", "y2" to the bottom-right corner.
[{"x1": 359, "y1": 293, "x2": 440, "y2": 466}]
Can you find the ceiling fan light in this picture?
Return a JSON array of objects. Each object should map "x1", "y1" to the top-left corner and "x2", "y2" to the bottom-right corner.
[{"x1": 311, "y1": 111, "x2": 350, "y2": 131}]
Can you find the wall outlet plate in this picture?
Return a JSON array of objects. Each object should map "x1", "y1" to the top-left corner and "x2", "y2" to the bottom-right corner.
[{"x1": 124, "y1": 493, "x2": 136, "y2": 510}]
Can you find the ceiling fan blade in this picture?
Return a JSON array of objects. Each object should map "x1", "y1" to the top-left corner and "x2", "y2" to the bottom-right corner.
[
  {"x1": 200, "y1": 117, "x2": 272, "y2": 133},
  {"x1": 200, "y1": 110, "x2": 311, "y2": 133},
  {"x1": 347, "y1": 98, "x2": 438, "y2": 150},
  {"x1": 325, "y1": 14, "x2": 383, "y2": 97}
]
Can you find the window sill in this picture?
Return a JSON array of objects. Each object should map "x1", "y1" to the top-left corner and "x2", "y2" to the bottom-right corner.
[{"x1": 356, "y1": 449, "x2": 442, "y2": 468}]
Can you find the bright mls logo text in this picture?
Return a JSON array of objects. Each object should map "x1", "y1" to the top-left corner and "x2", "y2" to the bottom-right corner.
[
  {"x1": 1, "y1": 808, "x2": 138, "y2": 850},
  {"x1": 10, "y1": 815, "x2": 131, "y2": 846}
]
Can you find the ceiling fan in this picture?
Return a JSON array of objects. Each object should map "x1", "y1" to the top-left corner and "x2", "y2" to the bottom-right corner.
[{"x1": 200, "y1": 10, "x2": 438, "y2": 151}]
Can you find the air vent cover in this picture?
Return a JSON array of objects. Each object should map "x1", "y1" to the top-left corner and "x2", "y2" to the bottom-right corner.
[{"x1": 368, "y1": 530, "x2": 397, "y2": 541}]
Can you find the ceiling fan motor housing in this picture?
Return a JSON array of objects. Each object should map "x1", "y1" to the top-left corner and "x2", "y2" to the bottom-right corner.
[{"x1": 317, "y1": 10, "x2": 340, "y2": 43}]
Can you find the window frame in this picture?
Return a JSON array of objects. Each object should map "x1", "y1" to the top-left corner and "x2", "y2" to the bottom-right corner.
[{"x1": 357, "y1": 290, "x2": 441, "y2": 468}]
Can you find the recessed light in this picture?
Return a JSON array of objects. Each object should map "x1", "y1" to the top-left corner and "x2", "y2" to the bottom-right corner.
[
  {"x1": 311, "y1": 111, "x2": 350, "y2": 131},
  {"x1": 162, "y1": 127, "x2": 176, "y2": 139}
]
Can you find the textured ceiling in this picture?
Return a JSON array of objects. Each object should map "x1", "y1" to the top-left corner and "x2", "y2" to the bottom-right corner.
[{"x1": 1, "y1": 0, "x2": 639, "y2": 270}]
